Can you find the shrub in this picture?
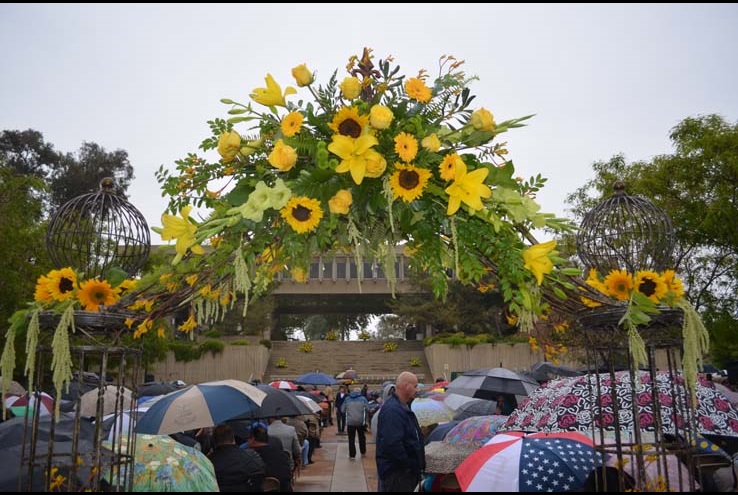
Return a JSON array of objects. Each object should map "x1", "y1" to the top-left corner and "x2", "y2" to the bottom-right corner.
[
  {"x1": 276, "y1": 357, "x2": 288, "y2": 368},
  {"x1": 383, "y1": 341, "x2": 398, "y2": 352},
  {"x1": 298, "y1": 342, "x2": 314, "y2": 353},
  {"x1": 409, "y1": 357, "x2": 422, "y2": 367},
  {"x1": 259, "y1": 339, "x2": 272, "y2": 349}
]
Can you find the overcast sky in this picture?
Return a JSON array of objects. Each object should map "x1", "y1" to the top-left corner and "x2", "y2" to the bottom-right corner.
[{"x1": 2, "y1": 4, "x2": 737, "y2": 237}]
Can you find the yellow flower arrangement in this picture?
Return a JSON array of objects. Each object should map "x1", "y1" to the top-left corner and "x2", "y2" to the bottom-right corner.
[
  {"x1": 358, "y1": 330, "x2": 371, "y2": 341},
  {"x1": 0, "y1": 266, "x2": 144, "y2": 414},
  {"x1": 149, "y1": 47, "x2": 578, "y2": 344},
  {"x1": 298, "y1": 342, "x2": 314, "y2": 353},
  {"x1": 409, "y1": 356, "x2": 422, "y2": 367},
  {"x1": 582, "y1": 268, "x2": 709, "y2": 387},
  {"x1": 383, "y1": 342, "x2": 398, "y2": 352},
  {"x1": 325, "y1": 330, "x2": 339, "y2": 341},
  {"x1": 275, "y1": 357, "x2": 288, "y2": 368}
]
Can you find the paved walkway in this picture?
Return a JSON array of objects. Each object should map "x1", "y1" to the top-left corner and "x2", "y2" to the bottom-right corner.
[{"x1": 293, "y1": 422, "x2": 378, "y2": 492}]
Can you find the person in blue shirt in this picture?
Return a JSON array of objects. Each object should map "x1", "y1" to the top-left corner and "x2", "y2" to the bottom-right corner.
[
  {"x1": 341, "y1": 386, "x2": 370, "y2": 459},
  {"x1": 375, "y1": 371, "x2": 425, "y2": 492}
]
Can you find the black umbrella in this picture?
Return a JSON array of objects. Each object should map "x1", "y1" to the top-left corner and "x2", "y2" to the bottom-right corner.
[
  {"x1": 231, "y1": 384, "x2": 313, "y2": 420},
  {"x1": 0, "y1": 412, "x2": 96, "y2": 446},
  {"x1": 292, "y1": 390, "x2": 324, "y2": 403},
  {"x1": 136, "y1": 381, "x2": 177, "y2": 397},
  {"x1": 425, "y1": 420, "x2": 461, "y2": 444},
  {"x1": 527, "y1": 361, "x2": 584, "y2": 382},
  {"x1": 453, "y1": 399, "x2": 499, "y2": 421},
  {"x1": 446, "y1": 368, "x2": 539, "y2": 400}
]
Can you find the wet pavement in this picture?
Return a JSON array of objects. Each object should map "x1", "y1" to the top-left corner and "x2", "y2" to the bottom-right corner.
[{"x1": 293, "y1": 422, "x2": 378, "y2": 492}]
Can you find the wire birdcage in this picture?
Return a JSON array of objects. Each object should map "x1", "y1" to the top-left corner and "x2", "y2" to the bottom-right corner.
[
  {"x1": 575, "y1": 181, "x2": 675, "y2": 274},
  {"x1": 46, "y1": 177, "x2": 150, "y2": 278}
]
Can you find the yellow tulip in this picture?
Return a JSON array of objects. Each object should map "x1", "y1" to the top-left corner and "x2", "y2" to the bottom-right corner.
[
  {"x1": 471, "y1": 107, "x2": 495, "y2": 132},
  {"x1": 291, "y1": 63, "x2": 313, "y2": 87}
]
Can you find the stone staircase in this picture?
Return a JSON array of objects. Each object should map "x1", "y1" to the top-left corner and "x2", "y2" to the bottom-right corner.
[{"x1": 265, "y1": 340, "x2": 434, "y2": 387}]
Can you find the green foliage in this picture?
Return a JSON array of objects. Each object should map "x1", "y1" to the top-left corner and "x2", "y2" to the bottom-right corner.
[
  {"x1": 167, "y1": 339, "x2": 224, "y2": 362},
  {"x1": 230, "y1": 340, "x2": 250, "y2": 346},
  {"x1": 275, "y1": 357, "x2": 288, "y2": 368},
  {"x1": 202, "y1": 329, "x2": 223, "y2": 339},
  {"x1": 409, "y1": 357, "x2": 422, "y2": 367},
  {"x1": 259, "y1": 339, "x2": 272, "y2": 349},
  {"x1": 199, "y1": 339, "x2": 225, "y2": 356}
]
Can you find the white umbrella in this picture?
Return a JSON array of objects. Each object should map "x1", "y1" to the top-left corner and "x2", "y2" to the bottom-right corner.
[{"x1": 79, "y1": 385, "x2": 133, "y2": 417}]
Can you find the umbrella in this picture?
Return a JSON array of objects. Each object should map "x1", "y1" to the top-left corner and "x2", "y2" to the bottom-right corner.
[
  {"x1": 294, "y1": 372, "x2": 339, "y2": 386},
  {"x1": 455, "y1": 431, "x2": 604, "y2": 492},
  {"x1": 430, "y1": 380, "x2": 450, "y2": 391},
  {"x1": 5, "y1": 391, "x2": 54, "y2": 416},
  {"x1": 292, "y1": 390, "x2": 323, "y2": 403},
  {"x1": 444, "y1": 415, "x2": 507, "y2": 448},
  {"x1": 295, "y1": 394, "x2": 322, "y2": 414},
  {"x1": 269, "y1": 380, "x2": 297, "y2": 390},
  {"x1": 446, "y1": 368, "x2": 539, "y2": 400},
  {"x1": 526, "y1": 361, "x2": 585, "y2": 382},
  {"x1": 104, "y1": 434, "x2": 218, "y2": 492},
  {"x1": 135, "y1": 379, "x2": 266, "y2": 435},
  {"x1": 0, "y1": 411, "x2": 96, "y2": 445},
  {"x1": 503, "y1": 370, "x2": 738, "y2": 437},
  {"x1": 425, "y1": 420, "x2": 461, "y2": 443},
  {"x1": 231, "y1": 384, "x2": 313, "y2": 419},
  {"x1": 0, "y1": 377, "x2": 26, "y2": 396},
  {"x1": 453, "y1": 398, "x2": 499, "y2": 421},
  {"x1": 136, "y1": 381, "x2": 178, "y2": 397},
  {"x1": 79, "y1": 385, "x2": 134, "y2": 417},
  {"x1": 411, "y1": 397, "x2": 455, "y2": 426},
  {"x1": 97, "y1": 410, "x2": 145, "y2": 443},
  {"x1": 335, "y1": 369, "x2": 359, "y2": 380},
  {"x1": 444, "y1": 392, "x2": 481, "y2": 412}
]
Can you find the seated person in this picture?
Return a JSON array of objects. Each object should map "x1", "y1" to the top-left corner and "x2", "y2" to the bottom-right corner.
[
  {"x1": 208, "y1": 423, "x2": 265, "y2": 492},
  {"x1": 247, "y1": 421, "x2": 294, "y2": 492}
]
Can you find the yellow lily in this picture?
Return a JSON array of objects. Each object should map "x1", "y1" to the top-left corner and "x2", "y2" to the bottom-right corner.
[
  {"x1": 444, "y1": 161, "x2": 492, "y2": 215},
  {"x1": 157, "y1": 205, "x2": 205, "y2": 264},
  {"x1": 250, "y1": 74, "x2": 296, "y2": 108},
  {"x1": 522, "y1": 239, "x2": 557, "y2": 285},
  {"x1": 328, "y1": 134, "x2": 382, "y2": 185}
]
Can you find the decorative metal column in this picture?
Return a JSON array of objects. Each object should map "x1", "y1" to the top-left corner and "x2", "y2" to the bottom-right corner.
[{"x1": 18, "y1": 178, "x2": 148, "y2": 491}]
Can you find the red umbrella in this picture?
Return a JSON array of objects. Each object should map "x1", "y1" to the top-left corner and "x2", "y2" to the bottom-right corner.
[{"x1": 268, "y1": 380, "x2": 297, "y2": 390}]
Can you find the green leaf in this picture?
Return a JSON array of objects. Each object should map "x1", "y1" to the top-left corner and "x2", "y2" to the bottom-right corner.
[{"x1": 104, "y1": 266, "x2": 129, "y2": 287}]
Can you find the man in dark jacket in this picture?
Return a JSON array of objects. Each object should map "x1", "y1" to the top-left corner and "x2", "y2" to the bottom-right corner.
[
  {"x1": 209, "y1": 423, "x2": 265, "y2": 492},
  {"x1": 375, "y1": 371, "x2": 425, "y2": 492}
]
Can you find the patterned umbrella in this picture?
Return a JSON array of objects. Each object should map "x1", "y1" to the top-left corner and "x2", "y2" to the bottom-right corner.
[
  {"x1": 136, "y1": 379, "x2": 266, "y2": 435},
  {"x1": 504, "y1": 371, "x2": 738, "y2": 437},
  {"x1": 104, "y1": 434, "x2": 218, "y2": 491},
  {"x1": 411, "y1": 397, "x2": 455, "y2": 426},
  {"x1": 455, "y1": 431, "x2": 604, "y2": 492},
  {"x1": 443, "y1": 415, "x2": 507, "y2": 448},
  {"x1": 269, "y1": 380, "x2": 297, "y2": 390}
]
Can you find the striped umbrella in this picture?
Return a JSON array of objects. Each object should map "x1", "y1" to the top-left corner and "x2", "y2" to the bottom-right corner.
[{"x1": 268, "y1": 380, "x2": 297, "y2": 390}]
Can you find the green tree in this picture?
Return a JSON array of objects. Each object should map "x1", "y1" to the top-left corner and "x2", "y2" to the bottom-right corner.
[{"x1": 564, "y1": 114, "x2": 738, "y2": 365}]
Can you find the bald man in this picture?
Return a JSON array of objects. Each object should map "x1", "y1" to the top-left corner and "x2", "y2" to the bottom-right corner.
[{"x1": 375, "y1": 371, "x2": 425, "y2": 492}]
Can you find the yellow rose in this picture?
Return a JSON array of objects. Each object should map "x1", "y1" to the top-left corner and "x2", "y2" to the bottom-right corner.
[
  {"x1": 471, "y1": 108, "x2": 495, "y2": 132},
  {"x1": 267, "y1": 139, "x2": 297, "y2": 171},
  {"x1": 291, "y1": 266, "x2": 308, "y2": 283},
  {"x1": 217, "y1": 130, "x2": 241, "y2": 163},
  {"x1": 421, "y1": 133, "x2": 441, "y2": 152},
  {"x1": 369, "y1": 105, "x2": 393, "y2": 129},
  {"x1": 291, "y1": 63, "x2": 314, "y2": 87},
  {"x1": 364, "y1": 152, "x2": 387, "y2": 179},
  {"x1": 339, "y1": 76, "x2": 361, "y2": 100},
  {"x1": 328, "y1": 189, "x2": 353, "y2": 215}
]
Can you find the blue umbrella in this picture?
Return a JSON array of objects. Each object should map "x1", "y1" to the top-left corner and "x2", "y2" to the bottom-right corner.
[
  {"x1": 294, "y1": 372, "x2": 339, "y2": 386},
  {"x1": 136, "y1": 379, "x2": 266, "y2": 435}
]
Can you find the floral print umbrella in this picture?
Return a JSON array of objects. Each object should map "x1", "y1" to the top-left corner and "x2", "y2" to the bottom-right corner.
[
  {"x1": 443, "y1": 415, "x2": 508, "y2": 448},
  {"x1": 104, "y1": 434, "x2": 218, "y2": 492},
  {"x1": 503, "y1": 371, "x2": 738, "y2": 437}
]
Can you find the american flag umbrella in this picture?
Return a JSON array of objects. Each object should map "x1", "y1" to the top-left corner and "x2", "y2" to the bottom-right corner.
[
  {"x1": 455, "y1": 431, "x2": 603, "y2": 492},
  {"x1": 268, "y1": 380, "x2": 297, "y2": 390},
  {"x1": 5, "y1": 391, "x2": 55, "y2": 416}
]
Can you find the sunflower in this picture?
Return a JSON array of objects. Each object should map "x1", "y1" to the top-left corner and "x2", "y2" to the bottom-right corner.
[
  {"x1": 405, "y1": 77, "x2": 432, "y2": 103},
  {"x1": 328, "y1": 106, "x2": 369, "y2": 138},
  {"x1": 33, "y1": 275, "x2": 54, "y2": 304},
  {"x1": 602, "y1": 269, "x2": 633, "y2": 301},
  {"x1": 44, "y1": 267, "x2": 78, "y2": 302},
  {"x1": 77, "y1": 278, "x2": 119, "y2": 311},
  {"x1": 661, "y1": 269, "x2": 685, "y2": 299},
  {"x1": 390, "y1": 163, "x2": 431, "y2": 202},
  {"x1": 281, "y1": 111, "x2": 304, "y2": 137},
  {"x1": 116, "y1": 279, "x2": 138, "y2": 297},
  {"x1": 439, "y1": 153, "x2": 464, "y2": 182},
  {"x1": 585, "y1": 268, "x2": 607, "y2": 293},
  {"x1": 280, "y1": 196, "x2": 324, "y2": 234},
  {"x1": 633, "y1": 270, "x2": 668, "y2": 303},
  {"x1": 394, "y1": 132, "x2": 418, "y2": 162}
]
